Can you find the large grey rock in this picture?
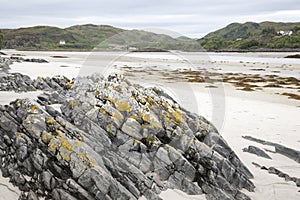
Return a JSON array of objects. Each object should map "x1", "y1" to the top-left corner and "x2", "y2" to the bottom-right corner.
[{"x1": 0, "y1": 74, "x2": 255, "y2": 200}]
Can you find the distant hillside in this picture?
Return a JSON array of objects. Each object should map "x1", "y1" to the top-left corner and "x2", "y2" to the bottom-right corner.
[
  {"x1": 2, "y1": 22, "x2": 299, "y2": 51},
  {"x1": 0, "y1": 24, "x2": 200, "y2": 51},
  {"x1": 1, "y1": 25, "x2": 124, "y2": 50},
  {"x1": 198, "y1": 21, "x2": 300, "y2": 50},
  {"x1": 95, "y1": 29, "x2": 201, "y2": 51}
]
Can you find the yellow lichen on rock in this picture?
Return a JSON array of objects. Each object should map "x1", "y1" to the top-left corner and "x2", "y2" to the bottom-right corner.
[
  {"x1": 78, "y1": 151, "x2": 94, "y2": 168},
  {"x1": 146, "y1": 97, "x2": 156, "y2": 105},
  {"x1": 66, "y1": 81, "x2": 74, "y2": 89},
  {"x1": 130, "y1": 115, "x2": 139, "y2": 120},
  {"x1": 55, "y1": 130, "x2": 67, "y2": 138},
  {"x1": 45, "y1": 129, "x2": 95, "y2": 167},
  {"x1": 76, "y1": 140, "x2": 82, "y2": 147},
  {"x1": 46, "y1": 118, "x2": 55, "y2": 124},
  {"x1": 89, "y1": 159, "x2": 95, "y2": 168},
  {"x1": 141, "y1": 112, "x2": 150, "y2": 123},
  {"x1": 31, "y1": 105, "x2": 39, "y2": 111},
  {"x1": 102, "y1": 109, "x2": 107, "y2": 115},
  {"x1": 42, "y1": 133, "x2": 55, "y2": 144},
  {"x1": 173, "y1": 109, "x2": 183, "y2": 124},
  {"x1": 61, "y1": 140, "x2": 74, "y2": 152},
  {"x1": 116, "y1": 101, "x2": 131, "y2": 112},
  {"x1": 48, "y1": 139, "x2": 60, "y2": 152},
  {"x1": 59, "y1": 150, "x2": 71, "y2": 162},
  {"x1": 107, "y1": 95, "x2": 118, "y2": 103}
]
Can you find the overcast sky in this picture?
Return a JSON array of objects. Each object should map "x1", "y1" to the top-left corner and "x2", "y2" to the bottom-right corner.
[{"x1": 1, "y1": 0, "x2": 299, "y2": 38}]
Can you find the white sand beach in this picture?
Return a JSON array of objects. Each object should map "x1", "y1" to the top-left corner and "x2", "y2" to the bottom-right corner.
[{"x1": 1, "y1": 50, "x2": 299, "y2": 199}]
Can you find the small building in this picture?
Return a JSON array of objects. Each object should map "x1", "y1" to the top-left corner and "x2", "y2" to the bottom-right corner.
[
  {"x1": 59, "y1": 40, "x2": 66, "y2": 45},
  {"x1": 277, "y1": 30, "x2": 293, "y2": 36}
]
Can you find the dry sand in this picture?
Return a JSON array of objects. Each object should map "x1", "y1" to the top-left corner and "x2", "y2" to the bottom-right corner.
[
  {"x1": 189, "y1": 87, "x2": 300, "y2": 200},
  {"x1": 0, "y1": 171, "x2": 20, "y2": 200}
]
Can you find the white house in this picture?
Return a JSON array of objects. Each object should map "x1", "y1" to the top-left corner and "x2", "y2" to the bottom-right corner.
[
  {"x1": 59, "y1": 40, "x2": 66, "y2": 45},
  {"x1": 277, "y1": 30, "x2": 293, "y2": 36}
]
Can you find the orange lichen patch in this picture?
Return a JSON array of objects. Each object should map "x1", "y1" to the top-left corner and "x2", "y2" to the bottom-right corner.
[{"x1": 116, "y1": 101, "x2": 131, "y2": 112}]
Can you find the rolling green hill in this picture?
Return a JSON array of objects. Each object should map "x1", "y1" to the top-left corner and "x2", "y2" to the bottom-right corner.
[
  {"x1": 1, "y1": 25, "x2": 125, "y2": 50},
  {"x1": 1, "y1": 22, "x2": 300, "y2": 51},
  {"x1": 198, "y1": 21, "x2": 300, "y2": 50},
  {"x1": 0, "y1": 24, "x2": 200, "y2": 51}
]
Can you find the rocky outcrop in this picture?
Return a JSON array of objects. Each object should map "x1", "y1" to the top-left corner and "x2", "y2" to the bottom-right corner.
[
  {"x1": 252, "y1": 162, "x2": 300, "y2": 188},
  {"x1": 0, "y1": 74, "x2": 254, "y2": 200},
  {"x1": 10, "y1": 56, "x2": 48, "y2": 63},
  {"x1": 0, "y1": 73, "x2": 73, "y2": 92},
  {"x1": 285, "y1": 54, "x2": 300, "y2": 59},
  {"x1": 0, "y1": 57, "x2": 12, "y2": 74},
  {"x1": 243, "y1": 136, "x2": 300, "y2": 163},
  {"x1": 242, "y1": 146, "x2": 271, "y2": 159}
]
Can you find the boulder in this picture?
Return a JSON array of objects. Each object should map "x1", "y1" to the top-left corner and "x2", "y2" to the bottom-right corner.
[
  {"x1": 0, "y1": 74, "x2": 255, "y2": 200},
  {"x1": 243, "y1": 145, "x2": 272, "y2": 159}
]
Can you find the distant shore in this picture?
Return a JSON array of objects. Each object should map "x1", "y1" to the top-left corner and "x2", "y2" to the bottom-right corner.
[
  {"x1": 212, "y1": 48, "x2": 300, "y2": 53},
  {"x1": 2, "y1": 48, "x2": 300, "y2": 53}
]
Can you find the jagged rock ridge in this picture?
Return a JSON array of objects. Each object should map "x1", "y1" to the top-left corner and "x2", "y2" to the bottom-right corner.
[{"x1": 0, "y1": 74, "x2": 254, "y2": 200}]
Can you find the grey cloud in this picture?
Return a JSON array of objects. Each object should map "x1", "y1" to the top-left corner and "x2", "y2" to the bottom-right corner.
[{"x1": 0, "y1": 0, "x2": 299, "y2": 37}]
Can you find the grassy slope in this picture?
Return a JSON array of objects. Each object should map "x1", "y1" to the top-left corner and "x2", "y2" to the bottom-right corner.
[
  {"x1": 1, "y1": 25, "x2": 125, "y2": 50},
  {"x1": 1, "y1": 24, "x2": 201, "y2": 51},
  {"x1": 2, "y1": 22, "x2": 300, "y2": 51},
  {"x1": 2, "y1": 25, "x2": 198, "y2": 51},
  {"x1": 198, "y1": 21, "x2": 300, "y2": 50}
]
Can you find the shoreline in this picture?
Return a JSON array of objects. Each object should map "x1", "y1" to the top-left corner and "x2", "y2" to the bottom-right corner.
[{"x1": 2, "y1": 49, "x2": 300, "y2": 53}]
